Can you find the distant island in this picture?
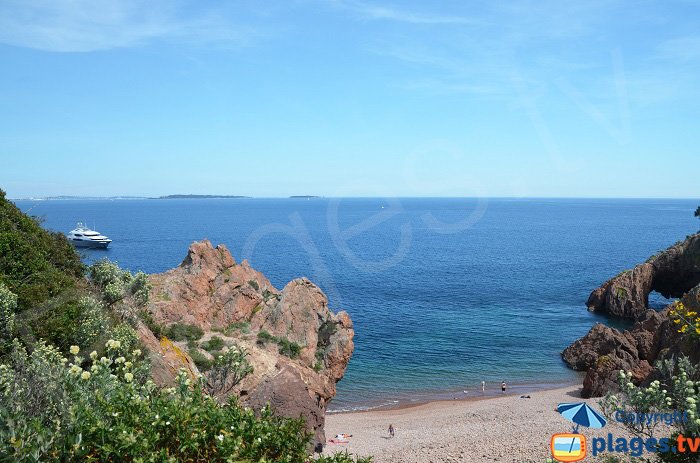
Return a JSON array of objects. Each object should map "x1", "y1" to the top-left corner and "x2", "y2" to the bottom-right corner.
[
  {"x1": 289, "y1": 195, "x2": 322, "y2": 199},
  {"x1": 12, "y1": 195, "x2": 149, "y2": 201},
  {"x1": 154, "y1": 194, "x2": 251, "y2": 199}
]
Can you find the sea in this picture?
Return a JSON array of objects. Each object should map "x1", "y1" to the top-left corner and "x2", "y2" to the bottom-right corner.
[{"x1": 14, "y1": 197, "x2": 699, "y2": 412}]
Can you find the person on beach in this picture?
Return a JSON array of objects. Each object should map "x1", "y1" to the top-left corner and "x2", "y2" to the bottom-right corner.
[
  {"x1": 501, "y1": 381, "x2": 506, "y2": 393},
  {"x1": 481, "y1": 380, "x2": 485, "y2": 393},
  {"x1": 388, "y1": 424, "x2": 395, "y2": 438}
]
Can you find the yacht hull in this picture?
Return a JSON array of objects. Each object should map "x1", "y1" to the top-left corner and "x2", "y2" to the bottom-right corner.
[{"x1": 70, "y1": 239, "x2": 111, "y2": 249}]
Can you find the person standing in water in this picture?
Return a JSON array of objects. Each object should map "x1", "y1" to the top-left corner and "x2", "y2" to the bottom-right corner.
[
  {"x1": 501, "y1": 380, "x2": 506, "y2": 393},
  {"x1": 481, "y1": 381, "x2": 486, "y2": 393},
  {"x1": 388, "y1": 424, "x2": 395, "y2": 438}
]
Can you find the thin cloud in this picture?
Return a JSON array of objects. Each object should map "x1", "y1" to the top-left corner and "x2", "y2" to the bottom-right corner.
[
  {"x1": 0, "y1": 0, "x2": 262, "y2": 52},
  {"x1": 654, "y1": 35, "x2": 700, "y2": 62},
  {"x1": 331, "y1": 0, "x2": 483, "y2": 25}
]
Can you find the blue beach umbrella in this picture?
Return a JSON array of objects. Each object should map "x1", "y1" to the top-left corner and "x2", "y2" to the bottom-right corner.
[
  {"x1": 557, "y1": 403, "x2": 607, "y2": 453},
  {"x1": 557, "y1": 402, "x2": 607, "y2": 431}
]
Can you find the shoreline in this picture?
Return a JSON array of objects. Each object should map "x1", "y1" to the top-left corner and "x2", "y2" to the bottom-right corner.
[
  {"x1": 323, "y1": 384, "x2": 631, "y2": 463},
  {"x1": 328, "y1": 378, "x2": 584, "y2": 414}
]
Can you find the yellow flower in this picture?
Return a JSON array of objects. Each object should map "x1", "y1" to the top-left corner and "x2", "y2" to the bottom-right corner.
[
  {"x1": 81, "y1": 371, "x2": 91, "y2": 380},
  {"x1": 70, "y1": 346, "x2": 80, "y2": 355},
  {"x1": 124, "y1": 372, "x2": 134, "y2": 382}
]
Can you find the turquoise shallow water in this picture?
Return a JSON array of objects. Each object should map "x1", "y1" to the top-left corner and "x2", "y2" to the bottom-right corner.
[{"x1": 15, "y1": 197, "x2": 699, "y2": 411}]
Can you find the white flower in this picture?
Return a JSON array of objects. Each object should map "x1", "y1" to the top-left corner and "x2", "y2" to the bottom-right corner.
[
  {"x1": 115, "y1": 357, "x2": 125, "y2": 364},
  {"x1": 165, "y1": 421, "x2": 170, "y2": 425},
  {"x1": 70, "y1": 346, "x2": 80, "y2": 355},
  {"x1": 124, "y1": 361, "x2": 132, "y2": 369},
  {"x1": 81, "y1": 371, "x2": 91, "y2": 380},
  {"x1": 124, "y1": 372, "x2": 134, "y2": 383},
  {"x1": 90, "y1": 351, "x2": 98, "y2": 360},
  {"x1": 132, "y1": 349, "x2": 142, "y2": 357},
  {"x1": 217, "y1": 434, "x2": 224, "y2": 442},
  {"x1": 106, "y1": 340, "x2": 121, "y2": 350},
  {"x1": 70, "y1": 365, "x2": 82, "y2": 375}
]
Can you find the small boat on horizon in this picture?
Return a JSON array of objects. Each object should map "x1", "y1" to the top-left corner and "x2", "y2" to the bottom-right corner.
[{"x1": 67, "y1": 222, "x2": 112, "y2": 249}]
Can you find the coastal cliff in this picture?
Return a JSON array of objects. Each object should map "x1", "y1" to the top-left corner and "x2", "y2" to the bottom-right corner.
[
  {"x1": 586, "y1": 233, "x2": 700, "y2": 319},
  {"x1": 141, "y1": 240, "x2": 354, "y2": 448},
  {"x1": 563, "y1": 233, "x2": 700, "y2": 397}
]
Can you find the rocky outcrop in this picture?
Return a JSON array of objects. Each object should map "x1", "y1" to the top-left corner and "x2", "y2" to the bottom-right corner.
[
  {"x1": 141, "y1": 240, "x2": 354, "y2": 448},
  {"x1": 564, "y1": 283, "x2": 700, "y2": 397},
  {"x1": 586, "y1": 233, "x2": 700, "y2": 319}
]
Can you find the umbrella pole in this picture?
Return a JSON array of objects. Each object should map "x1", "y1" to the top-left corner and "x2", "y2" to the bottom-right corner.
[{"x1": 568, "y1": 425, "x2": 580, "y2": 453}]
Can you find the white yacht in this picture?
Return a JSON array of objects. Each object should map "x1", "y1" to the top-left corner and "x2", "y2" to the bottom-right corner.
[{"x1": 67, "y1": 223, "x2": 112, "y2": 248}]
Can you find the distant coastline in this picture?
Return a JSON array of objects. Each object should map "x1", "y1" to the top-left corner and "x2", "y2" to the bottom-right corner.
[{"x1": 154, "y1": 194, "x2": 251, "y2": 199}]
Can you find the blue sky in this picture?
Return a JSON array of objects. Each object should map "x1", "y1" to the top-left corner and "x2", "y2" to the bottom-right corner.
[{"x1": 0, "y1": 0, "x2": 698, "y2": 198}]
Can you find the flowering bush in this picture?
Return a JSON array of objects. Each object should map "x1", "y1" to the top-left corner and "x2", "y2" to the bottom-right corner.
[
  {"x1": 0, "y1": 339, "x2": 369, "y2": 462},
  {"x1": 0, "y1": 283, "x2": 17, "y2": 348},
  {"x1": 74, "y1": 296, "x2": 107, "y2": 347},
  {"x1": 669, "y1": 302, "x2": 700, "y2": 339},
  {"x1": 89, "y1": 259, "x2": 151, "y2": 307},
  {"x1": 206, "y1": 345, "x2": 254, "y2": 397},
  {"x1": 600, "y1": 357, "x2": 700, "y2": 461}
]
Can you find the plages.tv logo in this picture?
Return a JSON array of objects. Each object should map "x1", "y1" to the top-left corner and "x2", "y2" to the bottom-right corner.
[{"x1": 551, "y1": 402, "x2": 607, "y2": 462}]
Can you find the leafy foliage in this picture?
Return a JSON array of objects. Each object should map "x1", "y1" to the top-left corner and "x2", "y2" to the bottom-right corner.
[
  {"x1": 188, "y1": 348, "x2": 213, "y2": 372},
  {"x1": 224, "y1": 321, "x2": 250, "y2": 335},
  {"x1": 88, "y1": 259, "x2": 151, "y2": 307},
  {"x1": 201, "y1": 336, "x2": 225, "y2": 353},
  {"x1": 0, "y1": 190, "x2": 83, "y2": 311},
  {"x1": 600, "y1": 357, "x2": 700, "y2": 462},
  {"x1": 0, "y1": 339, "x2": 369, "y2": 462},
  {"x1": 257, "y1": 330, "x2": 303, "y2": 359},
  {"x1": 206, "y1": 345, "x2": 254, "y2": 396},
  {"x1": 164, "y1": 323, "x2": 204, "y2": 342},
  {"x1": 0, "y1": 282, "x2": 17, "y2": 350}
]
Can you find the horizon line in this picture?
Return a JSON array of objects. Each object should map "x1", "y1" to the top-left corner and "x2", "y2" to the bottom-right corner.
[{"x1": 9, "y1": 194, "x2": 700, "y2": 201}]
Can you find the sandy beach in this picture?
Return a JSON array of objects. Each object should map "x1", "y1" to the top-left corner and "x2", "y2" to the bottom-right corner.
[{"x1": 324, "y1": 385, "x2": 634, "y2": 463}]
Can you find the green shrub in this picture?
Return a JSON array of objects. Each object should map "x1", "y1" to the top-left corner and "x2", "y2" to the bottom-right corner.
[
  {"x1": 165, "y1": 323, "x2": 204, "y2": 342},
  {"x1": 188, "y1": 348, "x2": 213, "y2": 372},
  {"x1": 29, "y1": 291, "x2": 93, "y2": 351},
  {"x1": 278, "y1": 338, "x2": 301, "y2": 359},
  {"x1": 73, "y1": 296, "x2": 107, "y2": 347},
  {"x1": 0, "y1": 339, "x2": 371, "y2": 462},
  {"x1": 248, "y1": 280, "x2": 259, "y2": 291},
  {"x1": 599, "y1": 356, "x2": 700, "y2": 463},
  {"x1": 0, "y1": 191, "x2": 83, "y2": 311},
  {"x1": 139, "y1": 309, "x2": 163, "y2": 339},
  {"x1": 206, "y1": 345, "x2": 254, "y2": 396},
  {"x1": 89, "y1": 259, "x2": 151, "y2": 306},
  {"x1": 201, "y1": 336, "x2": 225, "y2": 353},
  {"x1": 0, "y1": 283, "x2": 17, "y2": 349},
  {"x1": 257, "y1": 331, "x2": 302, "y2": 359},
  {"x1": 225, "y1": 321, "x2": 251, "y2": 335},
  {"x1": 257, "y1": 330, "x2": 275, "y2": 344}
]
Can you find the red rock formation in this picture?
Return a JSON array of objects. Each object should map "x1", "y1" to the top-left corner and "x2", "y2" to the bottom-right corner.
[
  {"x1": 564, "y1": 284, "x2": 700, "y2": 397},
  {"x1": 141, "y1": 240, "x2": 354, "y2": 448},
  {"x1": 587, "y1": 233, "x2": 700, "y2": 319}
]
